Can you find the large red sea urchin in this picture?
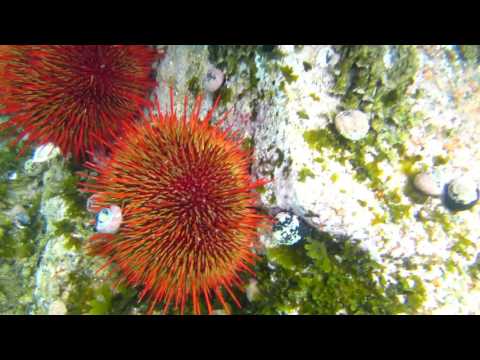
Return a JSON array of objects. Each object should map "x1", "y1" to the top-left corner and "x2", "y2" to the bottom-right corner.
[
  {"x1": 81, "y1": 90, "x2": 271, "y2": 314},
  {"x1": 0, "y1": 45, "x2": 159, "y2": 161}
]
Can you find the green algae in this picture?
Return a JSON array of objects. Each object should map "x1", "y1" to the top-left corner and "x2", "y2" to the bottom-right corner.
[
  {"x1": 303, "y1": 124, "x2": 385, "y2": 190},
  {"x1": 330, "y1": 173, "x2": 339, "y2": 183},
  {"x1": 297, "y1": 110, "x2": 309, "y2": 120},
  {"x1": 241, "y1": 137, "x2": 254, "y2": 152},
  {"x1": 243, "y1": 228, "x2": 425, "y2": 314},
  {"x1": 279, "y1": 65, "x2": 298, "y2": 84},
  {"x1": 383, "y1": 190, "x2": 413, "y2": 223},
  {"x1": 256, "y1": 184, "x2": 267, "y2": 195},
  {"x1": 433, "y1": 155, "x2": 449, "y2": 166},
  {"x1": 371, "y1": 212, "x2": 388, "y2": 226},
  {"x1": 187, "y1": 76, "x2": 201, "y2": 97},
  {"x1": 450, "y1": 233, "x2": 475, "y2": 260},
  {"x1": 297, "y1": 167, "x2": 315, "y2": 182},
  {"x1": 458, "y1": 45, "x2": 480, "y2": 65},
  {"x1": 469, "y1": 255, "x2": 480, "y2": 280},
  {"x1": 302, "y1": 61, "x2": 313, "y2": 72},
  {"x1": 358, "y1": 199, "x2": 368, "y2": 207},
  {"x1": 419, "y1": 205, "x2": 478, "y2": 273},
  {"x1": 431, "y1": 208, "x2": 455, "y2": 234},
  {"x1": 65, "y1": 270, "x2": 141, "y2": 315},
  {"x1": 217, "y1": 86, "x2": 233, "y2": 107},
  {"x1": 268, "y1": 193, "x2": 277, "y2": 205},
  {"x1": 0, "y1": 144, "x2": 42, "y2": 260},
  {"x1": 52, "y1": 219, "x2": 79, "y2": 250}
]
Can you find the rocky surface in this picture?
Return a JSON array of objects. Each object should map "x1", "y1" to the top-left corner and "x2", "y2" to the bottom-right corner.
[
  {"x1": 1, "y1": 45, "x2": 480, "y2": 315},
  {"x1": 201, "y1": 45, "x2": 480, "y2": 314}
]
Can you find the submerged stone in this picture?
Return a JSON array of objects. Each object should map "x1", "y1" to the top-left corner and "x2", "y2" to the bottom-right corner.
[{"x1": 413, "y1": 171, "x2": 444, "y2": 197}]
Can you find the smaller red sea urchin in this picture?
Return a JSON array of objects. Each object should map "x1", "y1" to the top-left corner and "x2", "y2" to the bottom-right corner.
[
  {"x1": 0, "y1": 45, "x2": 159, "y2": 161},
  {"x1": 81, "y1": 89, "x2": 271, "y2": 314}
]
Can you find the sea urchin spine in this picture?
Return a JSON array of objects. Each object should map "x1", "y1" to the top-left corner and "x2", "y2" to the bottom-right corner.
[{"x1": 81, "y1": 89, "x2": 271, "y2": 314}]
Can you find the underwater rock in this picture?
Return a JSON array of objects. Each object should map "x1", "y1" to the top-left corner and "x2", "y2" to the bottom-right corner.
[
  {"x1": 247, "y1": 45, "x2": 480, "y2": 314},
  {"x1": 40, "y1": 196, "x2": 69, "y2": 233},
  {"x1": 246, "y1": 279, "x2": 260, "y2": 302},
  {"x1": 10, "y1": 45, "x2": 479, "y2": 315},
  {"x1": 211, "y1": 309, "x2": 227, "y2": 315},
  {"x1": 8, "y1": 205, "x2": 30, "y2": 228},
  {"x1": 48, "y1": 300, "x2": 67, "y2": 315},
  {"x1": 32, "y1": 143, "x2": 61, "y2": 163},
  {"x1": 154, "y1": 45, "x2": 212, "y2": 115},
  {"x1": 334, "y1": 110, "x2": 370, "y2": 141},
  {"x1": 95, "y1": 205, "x2": 122, "y2": 234},
  {"x1": 205, "y1": 66, "x2": 224, "y2": 93},
  {"x1": 14, "y1": 212, "x2": 30, "y2": 228},
  {"x1": 413, "y1": 171, "x2": 444, "y2": 197},
  {"x1": 444, "y1": 177, "x2": 479, "y2": 211},
  {"x1": 24, "y1": 159, "x2": 44, "y2": 177}
]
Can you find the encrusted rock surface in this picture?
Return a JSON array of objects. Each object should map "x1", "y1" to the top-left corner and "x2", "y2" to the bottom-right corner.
[
  {"x1": 1, "y1": 45, "x2": 480, "y2": 314},
  {"x1": 201, "y1": 45, "x2": 480, "y2": 314}
]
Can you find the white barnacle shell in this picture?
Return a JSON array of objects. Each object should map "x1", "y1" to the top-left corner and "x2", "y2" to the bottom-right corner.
[
  {"x1": 413, "y1": 171, "x2": 444, "y2": 197},
  {"x1": 334, "y1": 110, "x2": 370, "y2": 141},
  {"x1": 96, "y1": 205, "x2": 123, "y2": 234},
  {"x1": 32, "y1": 143, "x2": 61, "y2": 163},
  {"x1": 447, "y1": 178, "x2": 479, "y2": 208}
]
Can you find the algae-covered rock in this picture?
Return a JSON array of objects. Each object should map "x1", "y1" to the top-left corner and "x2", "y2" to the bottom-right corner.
[
  {"x1": 204, "y1": 45, "x2": 480, "y2": 314},
  {"x1": 1, "y1": 45, "x2": 480, "y2": 315}
]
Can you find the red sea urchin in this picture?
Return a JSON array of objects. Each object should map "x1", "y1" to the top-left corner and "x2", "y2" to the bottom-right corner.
[
  {"x1": 81, "y1": 90, "x2": 271, "y2": 314},
  {"x1": 0, "y1": 45, "x2": 158, "y2": 161}
]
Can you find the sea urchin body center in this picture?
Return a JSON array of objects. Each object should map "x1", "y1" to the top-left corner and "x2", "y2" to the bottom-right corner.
[{"x1": 175, "y1": 174, "x2": 215, "y2": 215}]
